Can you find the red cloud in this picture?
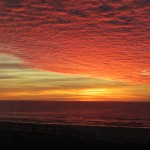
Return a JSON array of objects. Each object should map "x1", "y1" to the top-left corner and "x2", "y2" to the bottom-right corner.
[{"x1": 0, "y1": 0, "x2": 150, "y2": 84}]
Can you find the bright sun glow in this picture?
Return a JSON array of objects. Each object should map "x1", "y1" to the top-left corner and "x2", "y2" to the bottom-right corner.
[{"x1": 80, "y1": 89, "x2": 110, "y2": 96}]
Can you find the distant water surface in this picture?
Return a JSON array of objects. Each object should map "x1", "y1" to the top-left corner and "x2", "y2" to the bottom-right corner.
[{"x1": 0, "y1": 101, "x2": 150, "y2": 128}]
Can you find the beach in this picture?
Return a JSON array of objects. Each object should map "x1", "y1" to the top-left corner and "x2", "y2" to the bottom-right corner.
[{"x1": 0, "y1": 121, "x2": 150, "y2": 150}]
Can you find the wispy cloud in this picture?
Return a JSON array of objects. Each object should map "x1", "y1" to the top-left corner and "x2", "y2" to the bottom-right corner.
[{"x1": 0, "y1": 54, "x2": 149, "y2": 101}]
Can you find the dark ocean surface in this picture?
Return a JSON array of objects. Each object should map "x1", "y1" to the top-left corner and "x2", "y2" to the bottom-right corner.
[{"x1": 0, "y1": 101, "x2": 149, "y2": 128}]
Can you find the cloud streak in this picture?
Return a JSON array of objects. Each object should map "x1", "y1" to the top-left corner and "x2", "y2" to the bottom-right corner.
[
  {"x1": 0, "y1": 0, "x2": 150, "y2": 83},
  {"x1": 0, "y1": 54, "x2": 149, "y2": 101}
]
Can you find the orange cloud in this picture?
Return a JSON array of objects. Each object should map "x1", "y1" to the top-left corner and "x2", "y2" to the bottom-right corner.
[{"x1": 0, "y1": 0, "x2": 149, "y2": 84}]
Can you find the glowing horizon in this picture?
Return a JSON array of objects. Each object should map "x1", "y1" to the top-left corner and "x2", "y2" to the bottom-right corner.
[{"x1": 0, "y1": 54, "x2": 149, "y2": 101}]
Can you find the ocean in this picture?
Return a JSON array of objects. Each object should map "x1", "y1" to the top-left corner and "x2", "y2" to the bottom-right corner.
[{"x1": 0, "y1": 101, "x2": 149, "y2": 128}]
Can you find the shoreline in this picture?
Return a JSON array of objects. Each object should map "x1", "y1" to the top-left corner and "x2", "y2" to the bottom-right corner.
[
  {"x1": 0, "y1": 121, "x2": 150, "y2": 149},
  {"x1": 0, "y1": 120, "x2": 150, "y2": 129}
]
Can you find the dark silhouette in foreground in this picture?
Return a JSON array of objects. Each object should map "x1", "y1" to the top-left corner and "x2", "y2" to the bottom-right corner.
[{"x1": 0, "y1": 122, "x2": 150, "y2": 150}]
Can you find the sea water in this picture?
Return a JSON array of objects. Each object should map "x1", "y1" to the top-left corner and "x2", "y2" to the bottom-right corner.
[{"x1": 0, "y1": 101, "x2": 149, "y2": 128}]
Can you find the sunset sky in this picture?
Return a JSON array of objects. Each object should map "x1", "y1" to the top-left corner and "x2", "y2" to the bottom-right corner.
[{"x1": 0, "y1": 0, "x2": 149, "y2": 101}]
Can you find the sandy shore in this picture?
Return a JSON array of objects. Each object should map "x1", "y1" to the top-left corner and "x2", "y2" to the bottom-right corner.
[{"x1": 0, "y1": 121, "x2": 150, "y2": 150}]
